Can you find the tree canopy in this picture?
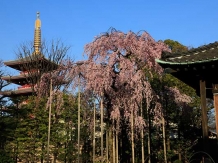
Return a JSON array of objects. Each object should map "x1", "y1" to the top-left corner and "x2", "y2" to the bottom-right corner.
[{"x1": 164, "y1": 39, "x2": 188, "y2": 53}]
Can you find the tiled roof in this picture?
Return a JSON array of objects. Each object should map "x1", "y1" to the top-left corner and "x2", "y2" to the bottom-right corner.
[
  {"x1": 1, "y1": 74, "x2": 30, "y2": 85},
  {"x1": 156, "y1": 41, "x2": 218, "y2": 65},
  {"x1": 0, "y1": 87, "x2": 33, "y2": 97},
  {"x1": 4, "y1": 56, "x2": 58, "y2": 71},
  {"x1": 4, "y1": 55, "x2": 44, "y2": 65},
  {"x1": 155, "y1": 41, "x2": 218, "y2": 99},
  {"x1": 1, "y1": 74, "x2": 26, "y2": 80}
]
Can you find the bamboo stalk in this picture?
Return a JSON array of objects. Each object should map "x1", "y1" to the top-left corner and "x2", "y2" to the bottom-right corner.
[
  {"x1": 147, "y1": 106, "x2": 151, "y2": 163},
  {"x1": 113, "y1": 120, "x2": 115, "y2": 163},
  {"x1": 141, "y1": 101, "x2": 145, "y2": 163},
  {"x1": 100, "y1": 94, "x2": 104, "y2": 162},
  {"x1": 106, "y1": 130, "x2": 109, "y2": 163},
  {"x1": 47, "y1": 79, "x2": 52, "y2": 163},
  {"x1": 162, "y1": 116, "x2": 167, "y2": 163},
  {"x1": 93, "y1": 103, "x2": 96, "y2": 162},
  {"x1": 116, "y1": 124, "x2": 119, "y2": 163},
  {"x1": 78, "y1": 76, "x2": 81, "y2": 163}
]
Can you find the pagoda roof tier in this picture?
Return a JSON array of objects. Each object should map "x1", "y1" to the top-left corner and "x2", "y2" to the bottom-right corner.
[
  {"x1": 1, "y1": 74, "x2": 31, "y2": 85},
  {"x1": 156, "y1": 41, "x2": 218, "y2": 99},
  {"x1": 4, "y1": 56, "x2": 58, "y2": 71},
  {"x1": 0, "y1": 87, "x2": 33, "y2": 97}
]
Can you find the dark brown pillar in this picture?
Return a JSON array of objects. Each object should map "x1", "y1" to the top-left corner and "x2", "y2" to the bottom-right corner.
[
  {"x1": 213, "y1": 94, "x2": 218, "y2": 140},
  {"x1": 200, "y1": 80, "x2": 208, "y2": 139},
  {"x1": 213, "y1": 84, "x2": 218, "y2": 140},
  {"x1": 213, "y1": 84, "x2": 218, "y2": 163}
]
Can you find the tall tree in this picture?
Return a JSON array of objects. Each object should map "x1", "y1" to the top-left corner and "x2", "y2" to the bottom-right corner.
[
  {"x1": 164, "y1": 39, "x2": 188, "y2": 53},
  {"x1": 16, "y1": 39, "x2": 70, "y2": 97},
  {"x1": 67, "y1": 28, "x2": 170, "y2": 162},
  {"x1": 0, "y1": 60, "x2": 14, "y2": 163},
  {"x1": 0, "y1": 60, "x2": 9, "y2": 109},
  {"x1": 150, "y1": 69, "x2": 201, "y2": 162}
]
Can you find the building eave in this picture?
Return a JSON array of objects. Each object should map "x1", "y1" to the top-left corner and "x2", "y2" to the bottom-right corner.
[
  {"x1": 0, "y1": 88, "x2": 33, "y2": 97},
  {"x1": 155, "y1": 58, "x2": 218, "y2": 65}
]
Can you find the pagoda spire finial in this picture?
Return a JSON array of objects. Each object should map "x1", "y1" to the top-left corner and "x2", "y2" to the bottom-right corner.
[
  {"x1": 35, "y1": 12, "x2": 41, "y2": 28},
  {"x1": 34, "y1": 12, "x2": 41, "y2": 55},
  {"x1": 37, "y1": 12, "x2": 40, "y2": 18}
]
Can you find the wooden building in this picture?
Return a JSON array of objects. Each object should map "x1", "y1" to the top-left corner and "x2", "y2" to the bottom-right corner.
[{"x1": 156, "y1": 42, "x2": 218, "y2": 160}]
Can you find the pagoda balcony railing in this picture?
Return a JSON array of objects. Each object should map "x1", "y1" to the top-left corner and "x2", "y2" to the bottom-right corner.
[
  {"x1": 20, "y1": 69, "x2": 40, "y2": 75},
  {"x1": 20, "y1": 71, "x2": 28, "y2": 75},
  {"x1": 18, "y1": 84, "x2": 32, "y2": 90}
]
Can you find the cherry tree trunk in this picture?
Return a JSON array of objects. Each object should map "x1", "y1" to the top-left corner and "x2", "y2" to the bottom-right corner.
[
  {"x1": 100, "y1": 95, "x2": 104, "y2": 162},
  {"x1": 162, "y1": 117, "x2": 167, "y2": 163},
  {"x1": 116, "y1": 124, "x2": 119, "y2": 163},
  {"x1": 131, "y1": 109, "x2": 135, "y2": 163},
  {"x1": 141, "y1": 102, "x2": 145, "y2": 163},
  {"x1": 147, "y1": 111, "x2": 151, "y2": 163},
  {"x1": 106, "y1": 130, "x2": 109, "y2": 163},
  {"x1": 108, "y1": 127, "x2": 113, "y2": 163},
  {"x1": 167, "y1": 137, "x2": 171, "y2": 163},
  {"x1": 147, "y1": 131, "x2": 151, "y2": 163},
  {"x1": 147, "y1": 107, "x2": 151, "y2": 163},
  {"x1": 113, "y1": 122, "x2": 116, "y2": 163},
  {"x1": 178, "y1": 145, "x2": 182, "y2": 161},
  {"x1": 116, "y1": 132, "x2": 119, "y2": 163},
  {"x1": 93, "y1": 103, "x2": 96, "y2": 162}
]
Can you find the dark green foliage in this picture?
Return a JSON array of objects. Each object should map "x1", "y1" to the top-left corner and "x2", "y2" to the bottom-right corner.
[
  {"x1": 164, "y1": 39, "x2": 188, "y2": 53},
  {"x1": 145, "y1": 66, "x2": 202, "y2": 162},
  {"x1": 0, "y1": 150, "x2": 14, "y2": 163},
  {"x1": 0, "y1": 93, "x2": 81, "y2": 162},
  {"x1": 173, "y1": 160, "x2": 183, "y2": 163}
]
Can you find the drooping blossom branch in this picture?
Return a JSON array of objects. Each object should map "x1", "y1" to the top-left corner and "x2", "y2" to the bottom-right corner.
[
  {"x1": 79, "y1": 29, "x2": 170, "y2": 133},
  {"x1": 166, "y1": 86, "x2": 192, "y2": 106},
  {"x1": 35, "y1": 59, "x2": 74, "y2": 97}
]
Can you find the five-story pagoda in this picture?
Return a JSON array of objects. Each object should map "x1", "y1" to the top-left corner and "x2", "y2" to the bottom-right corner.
[{"x1": 0, "y1": 12, "x2": 57, "y2": 98}]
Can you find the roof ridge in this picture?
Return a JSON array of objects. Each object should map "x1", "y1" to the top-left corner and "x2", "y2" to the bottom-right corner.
[{"x1": 162, "y1": 41, "x2": 218, "y2": 59}]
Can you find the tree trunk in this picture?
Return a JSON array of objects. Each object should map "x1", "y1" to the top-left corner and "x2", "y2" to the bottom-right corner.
[
  {"x1": 109, "y1": 126, "x2": 113, "y2": 163},
  {"x1": 77, "y1": 76, "x2": 81, "y2": 163},
  {"x1": 93, "y1": 103, "x2": 96, "y2": 162},
  {"x1": 147, "y1": 124, "x2": 151, "y2": 163},
  {"x1": 178, "y1": 117, "x2": 182, "y2": 161},
  {"x1": 141, "y1": 102, "x2": 145, "y2": 163},
  {"x1": 178, "y1": 146, "x2": 182, "y2": 161},
  {"x1": 54, "y1": 153, "x2": 57, "y2": 163},
  {"x1": 162, "y1": 116, "x2": 167, "y2": 163},
  {"x1": 106, "y1": 130, "x2": 109, "y2": 163},
  {"x1": 167, "y1": 137, "x2": 171, "y2": 163},
  {"x1": 41, "y1": 142, "x2": 45, "y2": 163},
  {"x1": 47, "y1": 79, "x2": 52, "y2": 163},
  {"x1": 116, "y1": 123, "x2": 119, "y2": 163},
  {"x1": 100, "y1": 94, "x2": 104, "y2": 162},
  {"x1": 131, "y1": 109, "x2": 135, "y2": 163},
  {"x1": 112, "y1": 120, "x2": 116, "y2": 163}
]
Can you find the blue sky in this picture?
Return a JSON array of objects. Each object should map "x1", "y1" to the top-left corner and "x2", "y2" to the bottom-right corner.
[{"x1": 1, "y1": 0, "x2": 218, "y2": 63}]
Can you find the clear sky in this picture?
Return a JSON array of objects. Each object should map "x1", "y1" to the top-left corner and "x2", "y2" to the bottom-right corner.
[{"x1": 1, "y1": 0, "x2": 218, "y2": 63}]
